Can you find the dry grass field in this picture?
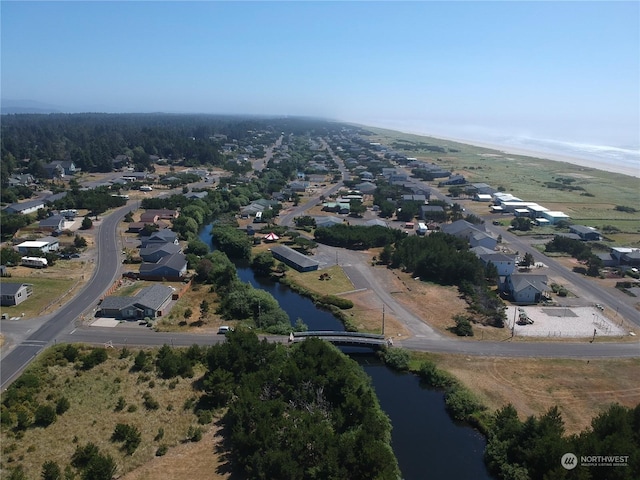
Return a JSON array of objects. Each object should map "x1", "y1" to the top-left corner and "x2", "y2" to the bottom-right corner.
[
  {"x1": 0, "y1": 346, "x2": 213, "y2": 480},
  {"x1": 416, "y1": 353, "x2": 640, "y2": 434}
]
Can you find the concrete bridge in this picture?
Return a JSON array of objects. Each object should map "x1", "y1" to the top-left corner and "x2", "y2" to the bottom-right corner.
[{"x1": 291, "y1": 331, "x2": 389, "y2": 350}]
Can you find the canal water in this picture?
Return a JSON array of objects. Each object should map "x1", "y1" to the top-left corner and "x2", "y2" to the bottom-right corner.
[{"x1": 200, "y1": 224, "x2": 494, "y2": 479}]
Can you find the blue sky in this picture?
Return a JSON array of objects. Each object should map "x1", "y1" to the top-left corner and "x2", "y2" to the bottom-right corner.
[{"x1": 2, "y1": 1, "x2": 639, "y2": 148}]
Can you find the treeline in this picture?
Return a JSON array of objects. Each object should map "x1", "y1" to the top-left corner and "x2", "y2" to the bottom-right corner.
[
  {"x1": 0, "y1": 114, "x2": 350, "y2": 185},
  {"x1": 195, "y1": 250, "x2": 291, "y2": 333},
  {"x1": 546, "y1": 236, "x2": 603, "y2": 277},
  {"x1": 2, "y1": 334, "x2": 400, "y2": 479},
  {"x1": 314, "y1": 224, "x2": 406, "y2": 250},
  {"x1": 485, "y1": 403, "x2": 640, "y2": 480}
]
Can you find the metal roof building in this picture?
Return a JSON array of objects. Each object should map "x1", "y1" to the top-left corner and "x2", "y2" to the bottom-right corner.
[{"x1": 270, "y1": 245, "x2": 320, "y2": 272}]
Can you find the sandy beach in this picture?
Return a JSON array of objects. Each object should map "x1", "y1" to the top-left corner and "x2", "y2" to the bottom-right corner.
[{"x1": 397, "y1": 130, "x2": 640, "y2": 179}]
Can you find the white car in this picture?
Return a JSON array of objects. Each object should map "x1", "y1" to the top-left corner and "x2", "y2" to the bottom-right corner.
[{"x1": 217, "y1": 326, "x2": 231, "y2": 334}]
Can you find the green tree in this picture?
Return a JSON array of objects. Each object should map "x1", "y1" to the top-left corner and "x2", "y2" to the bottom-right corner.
[
  {"x1": 251, "y1": 251, "x2": 275, "y2": 276},
  {"x1": 520, "y1": 252, "x2": 535, "y2": 268},
  {"x1": 41, "y1": 460, "x2": 62, "y2": 480},
  {"x1": 81, "y1": 216, "x2": 93, "y2": 230},
  {"x1": 34, "y1": 404, "x2": 57, "y2": 427}
]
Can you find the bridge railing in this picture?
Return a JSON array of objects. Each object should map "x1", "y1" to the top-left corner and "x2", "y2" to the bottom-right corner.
[{"x1": 293, "y1": 331, "x2": 384, "y2": 340}]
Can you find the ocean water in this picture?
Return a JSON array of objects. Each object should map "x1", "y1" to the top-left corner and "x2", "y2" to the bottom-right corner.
[{"x1": 499, "y1": 136, "x2": 640, "y2": 175}]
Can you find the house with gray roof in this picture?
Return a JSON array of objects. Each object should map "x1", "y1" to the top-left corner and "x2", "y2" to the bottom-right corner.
[
  {"x1": 139, "y1": 229, "x2": 179, "y2": 248},
  {"x1": 314, "y1": 216, "x2": 344, "y2": 228},
  {"x1": 504, "y1": 274, "x2": 548, "y2": 304},
  {"x1": 442, "y1": 220, "x2": 497, "y2": 250},
  {"x1": 0, "y1": 283, "x2": 33, "y2": 306},
  {"x1": 139, "y1": 253, "x2": 187, "y2": 280},
  {"x1": 3, "y1": 198, "x2": 46, "y2": 215},
  {"x1": 39, "y1": 215, "x2": 65, "y2": 232},
  {"x1": 139, "y1": 243, "x2": 182, "y2": 263},
  {"x1": 99, "y1": 284, "x2": 174, "y2": 319},
  {"x1": 477, "y1": 252, "x2": 516, "y2": 277},
  {"x1": 569, "y1": 225, "x2": 601, "y2": 241}
]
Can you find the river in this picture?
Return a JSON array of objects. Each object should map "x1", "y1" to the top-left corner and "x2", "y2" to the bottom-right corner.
[{"x1": 200, "y1": 224, "x2": 494, "y2": 479}]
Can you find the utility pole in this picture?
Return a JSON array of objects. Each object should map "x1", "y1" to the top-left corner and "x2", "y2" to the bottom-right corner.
[{"x1": 382, "y1": 304, "x2": 385, "y2": 336}]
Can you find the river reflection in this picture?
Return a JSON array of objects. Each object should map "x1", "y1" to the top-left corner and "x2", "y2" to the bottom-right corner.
[{"x1": 355, "y1": 354, "x2": 494, "y2": 480}]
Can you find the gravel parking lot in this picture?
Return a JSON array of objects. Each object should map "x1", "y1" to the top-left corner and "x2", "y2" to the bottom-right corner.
[{"x1": 506, "y1": 306, "x2": 628, "y2": 338}]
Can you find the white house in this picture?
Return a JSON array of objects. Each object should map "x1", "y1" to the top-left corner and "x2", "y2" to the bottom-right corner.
[
  {"x1": 16, "y1": 236, "x2": 59, "y2": 254},
  {"x1": 504, "y1": 274, "x2": 548, "y2": 304},
  {"x1": 478, "y1": 252, "x2": 516, "y2": 277},
  {"x1": 0, "y1": 283, "x2": 33, "y2": 306},
  {"x1": 541, "y1": 211, "x2": 570, "y2": 225}
]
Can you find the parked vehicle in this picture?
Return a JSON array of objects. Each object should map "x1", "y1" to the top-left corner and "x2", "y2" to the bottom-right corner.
[
  {"x1": 21, "y1": 256, "x2": 48, "y2": 268},
  {"x1": 417, "y1": 222, "x2": 428, "y2": 235}
]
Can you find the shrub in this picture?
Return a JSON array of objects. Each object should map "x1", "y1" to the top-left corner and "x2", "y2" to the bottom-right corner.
[
  {"x1": 197, "y1": 410, "x2": 213, "y2": 425},
  {"x1": 114, "y1": 397, "x2": 126, "y2": 412},
  {"x1": 156, "y1": 444, "x2": 168, "y2": 456},
  {"x1": 382, "y1": 348, "x2": 410, "y2": 371},
  {"x1": 451, "y1": 315, "x2": 474, "y2": 337},
  {"x1": 55, "y1": 397, "x2": 70, "y2": 415},
  {"x1": 142, "y1": 391, "x2": 159, "y2": 410},
  {"x1": 319, "y1": 295, "x2": 354, "y2": 310},
  {"x1": 34, "y1": 405, "x2": 57, "y2": 427},
  {"x1": 444, "y1": 387, "x2": 486, "y2": 421},
  {"x1": 111, "y1": 423, "x2": 141, "y2": 455},
  {"x1": 418, "y1": 360, "x2": 457, "y2": 388},
  {"x1": 80, "y1": 348, "x2": 108, "y2": 370},
  {"x1": 186, "y1": 425, "x2": 203, "y2": 442}
]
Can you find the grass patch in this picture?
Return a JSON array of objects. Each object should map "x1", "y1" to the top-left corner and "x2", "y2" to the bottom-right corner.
[
  {"x1": 0, "y1": 276, "x2": 76, "y2": 318},
  {"x1": 283, "y1": 265, "x2": 355, "y2": 296}
]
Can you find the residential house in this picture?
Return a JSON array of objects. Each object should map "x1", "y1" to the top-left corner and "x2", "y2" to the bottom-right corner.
[
  {"x1": 8, "y1": 174, "x2": 36, "y2": 187},
  {"x1": 420, "y1": 205, "x2": 446, "y2": 222},
  {"x1": 139, "y1": 229, "x2": 179, "y2": 248},
  {"x1": 477, "y1": 252, "x2": 516, "y2": 277},
  {"x1": 99, "y1": 284, "x2": 174, "y2": 319},
  {"x1": 140, "y1": 209, "x2": 179, "y2": 223},
  {"x1": 0, "y1": 282, "x2": 33, "y2": 306},
  {"x1": 139, "y1": 243, "x2": 182, "y2": 263},
  {"x1": 139, "y1": 253, "x2": 188, "y2": 280},
  {"x1": 314, "y1": 216, "x2": 343, "y2": 228},
  {"x1": 569, "y1": 225, "x2": 601, "y2": 241},
  {"x1": 504, "y1": 274, "x2": 548, "y2": 304},
  {"x1": 610, "y1": 248, "x2": 640, "y2": 267},
  {"x1": 16, "y1": 236, "x2": 59, "y2": 254},
  {"x1": 354, "y1": 182, "x2": 377, "y2": 194},
  {"x1": 44, "y1": 161, "x2": 78, "y2": 178},
  {"x1": 438, "y1": 174, "x2": 466, "y2": 186},
  {"x1": 364, "y1": 219, "x2": 388, "y2": 228},
  {"x1": 441, "y1": 219, "x2": 497, "y2": 250},
  {"x1": 541, "y1": 211, "x2": 571, "y2": 225},
  {"x1": 3, "y1": 198, "x2": 46, "y2": 215},
  {"x1": 184, "y1": 191, "x2": 208, "y2": 200},
  {"x1": 39, "y1": 215, "x2": 65, "y2": 232},
  {"x1": 289, "y1": 181, "x2": 310, "y2": 192}
]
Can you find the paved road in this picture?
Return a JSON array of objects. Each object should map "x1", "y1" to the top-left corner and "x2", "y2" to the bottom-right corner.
[
  {"x1": 1, "y1": 204, "x2": 130, "y2": 389},
  {"x1": 57, "y1": 324, "x2": 640, "y2": 359}
]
